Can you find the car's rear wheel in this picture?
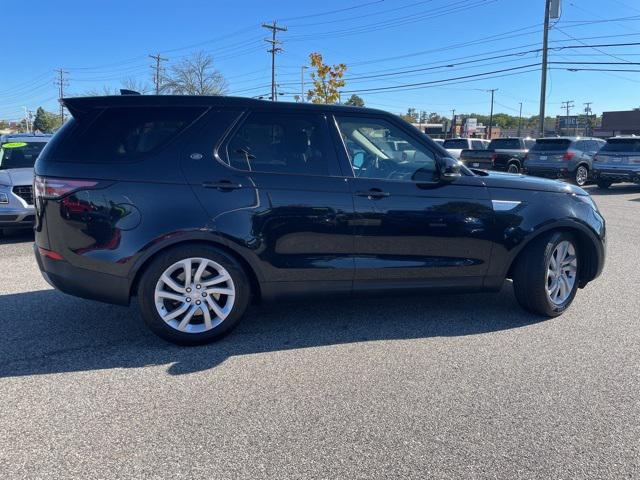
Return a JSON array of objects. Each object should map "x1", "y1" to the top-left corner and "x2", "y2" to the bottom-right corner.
[
  {"x1": 574, "y1": 165, "x2": 589, "y2": 186},
  {"x1": 512, "y1": 231, "x2": 579, "y2": 317},
  {"x1": 507, "y1": 162, "x2": 520, "y2": 174},
  {"x1": 137, "y1": 245, "x2": 251, "y2": 345},
  {"x1": 596, "y1": 179, "x2": 612, "y2": 189}
]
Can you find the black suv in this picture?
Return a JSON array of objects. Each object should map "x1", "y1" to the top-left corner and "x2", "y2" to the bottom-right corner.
[{"x1": 34, "y1": 96, "x2": 606, "y2": 345}]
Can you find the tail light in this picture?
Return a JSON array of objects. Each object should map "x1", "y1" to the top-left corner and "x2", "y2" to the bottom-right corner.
[
  {"x1": 34, "y1": 176, "x2": 98, "y2": 200},
  {"x1": 563, "y1": 152, "x2": 575, "y2": 161},
  {"x1": 38, "y1": 246, "x2": 63, "y2": 261}
]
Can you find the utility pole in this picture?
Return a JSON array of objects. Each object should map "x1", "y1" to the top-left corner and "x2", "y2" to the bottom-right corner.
[
  {"x1": 262, "y1": 21, "x2": 287, "y2": 101},
  {"x1": 584, "y1": 102, "x2": 593, "y2": 136},
  {"x1": 517, "y1": 102, "x2": 523, "y2": 137},
  {"x1": 300, "y1": 65, "x2": 308, "y2": 102},
  {"x1": 538, "y1": 0, "x2": 552, "y2": 137},
  {"x1": 54, "y1": 68, "x2": 68, "y2": 123},
  {"x1": 487, "y1": 89, "x2": 497, "y2": 139},
  {"x1": 149, "y1": 53, "x2": 168, "y2": 94},
  {"x1": 561, "y1": 100, "x2": 574, "y2": 135},
  {"x1": 22, "y1": 106, "x2": 31, "y2": 134},
  {"x1": 450, "y1": 109, "x2": 456, "y2": 138}
]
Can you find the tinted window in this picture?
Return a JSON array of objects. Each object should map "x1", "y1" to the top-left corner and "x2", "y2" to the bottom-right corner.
[
  {"x1": 489, "y1": 138, "x2": 521, "y2": 150},
  {"x1": 524, "y1": 139, "x2": 535, "y2": 149},
  {"x1": 225, "y1": 112, "x2": 332, "y2": 176},
  {"x1": 530, "y1": 139, "x2": 572, "y2": 152},
  {"x1": 57, "y1": 107, "x2": 204, "y2": 163},
  {"x1": 0, "y1": 141, "x2": 47, "y2": 169},
  {"x1": 336, "y1": 116, "x2": 437, "y2": 182},
  {"x1": 443, "y1": 139, "x2": 469, "y2": 149},
  {"x1": 601, "y1": 138, "x2": 640, "y2": 153},
  {"x1": 471, "y1": 140, "x2": 485, "y2": 149}
]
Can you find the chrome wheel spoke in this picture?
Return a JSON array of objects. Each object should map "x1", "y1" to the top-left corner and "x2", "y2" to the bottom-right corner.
[
  {"x1": 201, "y1": 305, "x2": 213, "y2": 330},
  {"x1": 156, "y1": 291, "x2": 185, "y2": 302},
  {"x1": 206, "y1": 296, "x2": 227, "y2": 320},
  {"x1": 202, "y1": 272, "x2": 231, "y2": 287},
  {"x1": 162, "y1": 302, "x2": 190, "y2": 321},
  {"x1": 194, "y1": 260, "x2": 208, "y2": 284},
  {"x1": 182, "y1": 259, "x2": 193, "y2": 288},
  {"x1": 206, "y1": 287, "x2": 234, "y2": 296},
  {"x1": 177, "y1": 305, "x2": 198, "y2": 331},
  {"x1": 161, "y1": 273, "x2": 185, "y2": 294}
]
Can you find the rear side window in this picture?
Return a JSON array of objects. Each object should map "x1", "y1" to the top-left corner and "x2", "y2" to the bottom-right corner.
[
  {"x1": 471, "y1": 140, "x2": 485, "y2": 149},
  {"x1": 489, "y1": 138, "x2": 521, "y2": 150},
  {"x1": 524, "y1": 139, "x2": 535, "y2": 149},
  {"x1": 224, "y1": 112, "x2": 334, "y2": 176},
  {"x1": 530, "y1": 139, "x2": 572, "y2": 152},
  {"x1": 443, "y1": 139, "x2": 468, "y2": 149},
  {"x1": 56, "y1": 107, "x2": 205, "y2": 163},
  {"x1": 601, "y1": 138, "x2": 640, "y2": 153}
]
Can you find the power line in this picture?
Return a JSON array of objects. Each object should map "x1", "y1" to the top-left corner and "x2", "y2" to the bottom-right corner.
[{"x1": 262, "y1": 21, "x2": 287, "y2": 101}]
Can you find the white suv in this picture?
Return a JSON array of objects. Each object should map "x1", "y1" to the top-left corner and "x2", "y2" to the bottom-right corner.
[{"x1": 0, "y1": 134, "x2": 52, "y2": 235}]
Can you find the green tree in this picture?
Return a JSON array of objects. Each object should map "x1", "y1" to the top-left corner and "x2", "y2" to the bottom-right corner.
[
  {"x1": 32, "y1": 107, "x2": 62, "y2": 133},
  {"x1": 307, "y1": 52, "x2": 347, "y2": 104},
  {"x1": 345, "y1": 94, "x2": 364, "y2": 107}
]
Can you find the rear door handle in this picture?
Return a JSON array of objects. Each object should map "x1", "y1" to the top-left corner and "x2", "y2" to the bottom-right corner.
[
  {"x1": 202, "y1": 180, "x2": 243, "y2": 191},
  {"x1": 355, "y1": 189, "x2": 390, "y2": 199}
]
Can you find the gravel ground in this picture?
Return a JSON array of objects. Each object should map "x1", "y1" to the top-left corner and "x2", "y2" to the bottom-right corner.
[{"x1": 1, "y1": 184, "x2": 639, "y2": 479}]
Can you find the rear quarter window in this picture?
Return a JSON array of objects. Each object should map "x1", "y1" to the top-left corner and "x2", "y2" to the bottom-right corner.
[
  {"x1": 489, "y1": 139, "x2": 521, "y2": 150},
  {"x1": 530, "y1": 139, "x2": 572, "y2": 152},
  {"x1": 53, "y1": 106, "x2": 206, "y2": 163},
  {"x1": 601, "y1": 139, "x2": 640, "y2": 153}
]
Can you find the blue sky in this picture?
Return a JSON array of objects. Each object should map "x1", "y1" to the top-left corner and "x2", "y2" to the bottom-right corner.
[{"x1": 1, "y1": 0, "x2": 640, "y2": 121}]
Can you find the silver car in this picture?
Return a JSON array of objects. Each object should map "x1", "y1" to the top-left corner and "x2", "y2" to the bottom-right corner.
[{"x1": 0, "y1": 134, "x2": 52, "y2": 235}]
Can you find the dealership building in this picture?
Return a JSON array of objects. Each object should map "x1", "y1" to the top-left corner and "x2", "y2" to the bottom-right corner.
[{"x1": 599, "y1": 109, "x2": 640, "y2": 136}]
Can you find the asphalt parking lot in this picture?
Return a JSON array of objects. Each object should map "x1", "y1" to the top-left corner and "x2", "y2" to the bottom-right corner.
[{"x1": 1, "y1": 184, "x2": 639, "y2": 479}]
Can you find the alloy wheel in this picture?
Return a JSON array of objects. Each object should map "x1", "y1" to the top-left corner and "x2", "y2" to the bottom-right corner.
[
  {"x1": 154, "y1": 258, "x2": 236, "y2": 333},
  {"x1": 575, "y1": 166, "x2": 588, "y2": 186},
  {"x1": 546, "y1": 240, "x2": 577, "y2": 305},
  {"x1": 507, "y1": 163, "x2": 520, "y2": 174}
]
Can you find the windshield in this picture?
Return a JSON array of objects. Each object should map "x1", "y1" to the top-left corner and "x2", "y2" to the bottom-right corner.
[
  {"x1": 601, "y1": 138, "x2": 640, "y2": 153},
  {"x1": 489, "y1": 138, "x2": 521, "y2": 150},
  {"x1": 0, "y1": 141, "x2": 47, "y2": 169},
  {"x1": 443, "y1": 139, "x2": 468, "y2": 149},
  {"x1": 530, "y1": 139, "x2": 572, "y2": 152}
]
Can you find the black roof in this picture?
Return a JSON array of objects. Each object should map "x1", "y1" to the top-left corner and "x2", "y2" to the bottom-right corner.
[{"x1": 62, "y1": 95, "x2": 389, "y2": 119}]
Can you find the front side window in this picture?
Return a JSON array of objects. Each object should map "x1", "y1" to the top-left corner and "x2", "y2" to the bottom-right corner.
[
  {"x1": 0, "y1": 141, "x2": 47, "y2": 169},
  {"x1": 225, "y1": 112, "x2": 332, "y2": 176},
  {"x1": 335, "y1": 116, "x2": 437, "y2": 182}
]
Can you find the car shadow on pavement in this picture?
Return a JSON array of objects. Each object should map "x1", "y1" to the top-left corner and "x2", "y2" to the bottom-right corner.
[
  {"x1": 0, "y1": 229, "x2": 34, "y2": 245},
  {"x1": 0, "y1": 285, "x2": 545, "y2": 378}
]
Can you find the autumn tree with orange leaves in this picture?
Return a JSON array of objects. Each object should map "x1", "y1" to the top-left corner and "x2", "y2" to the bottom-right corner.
[{"x1": 306, "y1": 52, "x2": 347, "y2": 104}]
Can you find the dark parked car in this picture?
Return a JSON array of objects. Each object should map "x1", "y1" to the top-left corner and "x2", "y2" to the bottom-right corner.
[
  {"x1": 460, "y1": 137, "x2": 535, "y2": 174},
  {"x1": 34, "y1": 95, "x2": 606, "y2": 345},
  {"x1": 523, "y1": 137, "x2": 606, "y2": 186},
  {"x1": 591, "y1": 136, "x2": 640, "y2": 189}
]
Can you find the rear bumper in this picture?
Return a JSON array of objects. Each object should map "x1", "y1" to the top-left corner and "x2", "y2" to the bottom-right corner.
[
  {"x1": 592, "y1": 167, "x2": 640, "y2": 184},
  {"x1": 34, "y1": 244, "x2": 131, "y2": 306},
  {"x1": 523, "y1": 166, "x2": 572, "y2": 179}
]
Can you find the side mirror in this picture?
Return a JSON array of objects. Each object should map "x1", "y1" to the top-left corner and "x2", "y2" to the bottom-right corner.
[{"x1": 440, "y1": 156, "x2": 462, "y2": 181}]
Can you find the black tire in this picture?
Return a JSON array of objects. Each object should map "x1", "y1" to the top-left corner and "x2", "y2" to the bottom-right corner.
[
  {"x1": 507, "y1": 161, "x2": 520, "y2": 174},
  {"x1": 512, "y1": 231, "x2": 579, "y2": 317},
  {"x1": 596, "y1": 180, "x2": 612, "y2": 189},
  {"x1": 137, "y1": 244, "x2": 251, "y2": 345},
  {"x1": 574, "y1": 164, "x2": 589, "y2": 186}
]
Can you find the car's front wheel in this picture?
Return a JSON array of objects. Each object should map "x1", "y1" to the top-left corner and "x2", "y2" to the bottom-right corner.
[
  {"x1": 512, "y1": 231, "x2": 579, "y2": 317},
  {"x1": 137, "y1": 245, "x2": 251, "y2": 345}
]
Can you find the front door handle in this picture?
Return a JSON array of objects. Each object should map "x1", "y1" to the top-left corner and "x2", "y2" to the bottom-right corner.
[
  {"x1": 202, "y1": 180, "x2": 243, "y2": 191},
  {"x1": 355, "y1": 188, "x2": 390, "y2": 199}
]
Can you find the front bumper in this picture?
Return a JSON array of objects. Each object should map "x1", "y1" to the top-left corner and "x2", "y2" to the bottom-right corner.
[
  {"x1": 34, "y1": 244, "x2": 132, "y2": 306},
  {"x1": 0, "y1": 206, "x2": 35, "y2": 228}
]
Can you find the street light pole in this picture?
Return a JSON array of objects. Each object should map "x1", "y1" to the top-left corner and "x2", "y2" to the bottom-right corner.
[
  {"x1": 300, "y1": 66, "x2": 308, "y2": 102},
  {"x1": 487, "y1": 89, "x2": 497, "y2": 139}
]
